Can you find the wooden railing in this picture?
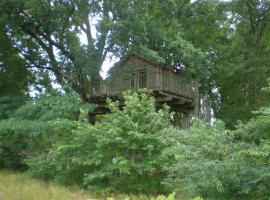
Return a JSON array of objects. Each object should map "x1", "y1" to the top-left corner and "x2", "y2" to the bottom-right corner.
[
  {"x1": 91, "y1": 70, "x2": 197, "y2": 100},
  {"x1": 161, "y1": 70, "x2": 196, "y2": 99}
]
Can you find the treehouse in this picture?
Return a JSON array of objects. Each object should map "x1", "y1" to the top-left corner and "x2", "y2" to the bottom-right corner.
[{"x1": 88, "y1": 53, "x2": 199, "y2": 128}]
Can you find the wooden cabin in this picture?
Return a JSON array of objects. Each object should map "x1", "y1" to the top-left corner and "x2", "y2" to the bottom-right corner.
[{"x1": 88, "y1": 53, "x2": 199, "y2": 128}]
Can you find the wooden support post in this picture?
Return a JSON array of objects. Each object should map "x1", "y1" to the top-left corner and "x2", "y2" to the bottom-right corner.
[
  {"x1": 182, "y1": 112, "x2": 190, "y2": 129},
  {"x1": 88, "y1": 112, "x2": 96, "y2": 125}
]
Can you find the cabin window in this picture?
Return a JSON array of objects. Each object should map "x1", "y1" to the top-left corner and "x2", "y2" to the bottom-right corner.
[
  {"x1": 130, "y1": 70, "x2": 147, "y2": 89},
  {"x1": 139, "y1": 71, "x2": 146, "y2": 88}
]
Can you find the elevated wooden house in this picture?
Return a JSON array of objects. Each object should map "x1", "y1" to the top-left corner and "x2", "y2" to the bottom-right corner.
[{"x1": 88, "y1": 53, "x2": 199, "y2": 128}]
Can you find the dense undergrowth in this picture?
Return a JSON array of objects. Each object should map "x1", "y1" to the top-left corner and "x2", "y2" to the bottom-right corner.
[
  {"x1": 0, "y1": 90, "x2": 269, "y2": 199},
  {"x1": 28, "y1": 90, "x2": 177, "y2": 193}
]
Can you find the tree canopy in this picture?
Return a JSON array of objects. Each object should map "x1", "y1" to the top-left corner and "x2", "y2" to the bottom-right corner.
[
  {"x1": 1, "y1": 0, "x2": 269, "y2": 126},
  {"x1": 0, "y1": 0, "x2": 203, "y2": 101}
]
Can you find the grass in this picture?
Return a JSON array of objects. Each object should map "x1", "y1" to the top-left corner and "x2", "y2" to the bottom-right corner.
[
  {"x1": 0, "y1": 171, "x2": 192, "y2": 200},
  {"x1": 0, "y1": 171, "x2": 97, "y2": 200}
]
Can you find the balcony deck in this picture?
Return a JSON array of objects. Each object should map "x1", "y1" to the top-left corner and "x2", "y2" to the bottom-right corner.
[{"x1": 88, "y1": 71, "x2": 197, "y2": 114}]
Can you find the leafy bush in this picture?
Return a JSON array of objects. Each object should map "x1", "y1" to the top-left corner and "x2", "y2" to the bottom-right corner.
[
  {"x1": 164, "y1": 116, "x2": 270, "y2": 199},
  {"x1": 106, "y1": 192, "x2": 176, "y2": 200},
  {"x1": 234, "y1": 107, "x2": 270, "y2": 141},
  {"x1": 0, "y1": 91, "x2": 90, "y2": 170},
  {"x1": 28, "y1": 90, "x2": 178, "y2": 193},
  {"x1": 151, "y1": 193, "x2": 175, "y2": 200},
  {"x1": 14, "y1": 91, "x2": 84, "y2": 121},
  {"x1": 0, "y1": 119, "x2": 29, "y2": 170}
]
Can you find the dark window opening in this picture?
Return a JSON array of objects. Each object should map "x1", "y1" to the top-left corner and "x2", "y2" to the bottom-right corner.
[
  {"x1": 139, "y1": 71, "x2": 146, "y2": 88},
  {"x1": 130, "y1": 73, "x2": 135, "y2": 88}
]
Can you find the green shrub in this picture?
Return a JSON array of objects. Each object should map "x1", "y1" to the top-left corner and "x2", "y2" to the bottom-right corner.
[
  {"x1": 13, "y1": 91, "x2": 84, "y2": 121},
  {"x1": 0, "y1": 119, "x2": 29, "y2": 170},
  {"x1": 151, "y1": 193, "x2": 175, "y2": 200},
  {"x1": 0, "y1": 91, "x2": 90, "y2": 171},
  {"x1": 233, "y1": 107, "x2": 270, "y2": 141},
  {"x1": 28, "y1": 90, "x2": 178, "y2": 193},
  {"x1": 164, "y1": 116, "x2": 270, "y2": 199}
]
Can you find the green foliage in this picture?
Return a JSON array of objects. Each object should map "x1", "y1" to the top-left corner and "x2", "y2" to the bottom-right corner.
[
  {"x1": 165, "y1": 115, "x2": 270, "y2": 199},
  {"x1": 204, "y1": 0, "x2": 270, "y2": 128},
  {"x1": 14, "y1": 91, "x2": 83, "y2": 121},
  {"x1": 1, "y1": 1, "x2": 270, "y2": 197},
  {"x1": 0, "y1": 23, "x2": 29, "y2": 97},
  {"x1": 82, "y1": 90, "x2": 176, "y2": 193},
  {"x1": 234, "y1": 107, "x2": 270, "y2": 141},
  {"x1": 0, "y1": 91, "x2": 90, "y2": 171},
  {"x1": 150, "y1": 193, "x2": 175, "y2": 200},
  {"x1": 1, "y1": 0, "x2": 270, "y2": 130},
  {"x1": 113, "y1": 0, "x2": 206, "y2": 77},
  {"x1": 28, "y1": 90, "x2": 177, "y2": 194},
  {"x1": 106, "y1": 192, "x2": 176, "y2": 200},
  {"x1": 0, "y1": 0, "x2": 206, "y2": 100},
  {"x1": 0, "y1": 96, "x2": 28, "y2": 120},
  {"x1": 0, "y1": 119, "x2": 29, "y2": 170}
]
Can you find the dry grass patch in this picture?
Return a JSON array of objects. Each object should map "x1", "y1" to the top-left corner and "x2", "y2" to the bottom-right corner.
[
  {"x1": 0, "y1": 171, "x2": 191, "y2": 200},
  {"x1": 0, "y1": 171, "x2": 97, "y2": 200}
]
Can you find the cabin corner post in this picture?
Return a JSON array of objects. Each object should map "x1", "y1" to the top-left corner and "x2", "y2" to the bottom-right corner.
[
  {"x1": 193, "y1": 79, "x2": 200, "y2": 118},
  {"x1": 159, "y1": 68, "x2": 163, "y2": 90}
]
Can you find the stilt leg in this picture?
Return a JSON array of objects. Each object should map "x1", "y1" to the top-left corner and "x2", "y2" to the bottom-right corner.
[
  {"x1": 88, "y1": 112, "x2": 96, "y2": 125},
  {"x1": 182, "y1": 112, "x2": 190, "y2": 129}
]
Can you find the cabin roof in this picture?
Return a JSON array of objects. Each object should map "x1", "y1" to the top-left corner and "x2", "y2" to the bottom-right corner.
[
  {"x1": 115, "y1": 51, "x2": 164, "y2": 67},
  {"x1": 108, "y1": 51, "x2": 177, "y2": 75}
]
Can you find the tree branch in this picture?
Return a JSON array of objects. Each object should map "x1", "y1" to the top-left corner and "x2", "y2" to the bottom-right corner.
[
  {"x1": 20, "y1": 23, "x2": 50, "y2": 52},
  {"x1": 97, "y1": 0, "x2": 110, "y2": 63}
]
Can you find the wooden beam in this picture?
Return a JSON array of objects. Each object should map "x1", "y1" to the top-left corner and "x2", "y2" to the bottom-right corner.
[
  {"x1": 170, "y1": 99, "x2": 186, "y2": 105},
  {"x1": 170, "y1": 107, "x2": 192, "y2": 113},
  {"x1": 159, "y1": 90, "x2": 192, "y2": 103},
  {"x1": 156, "y1": 96, "x2": 173, "y2": 102}
]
